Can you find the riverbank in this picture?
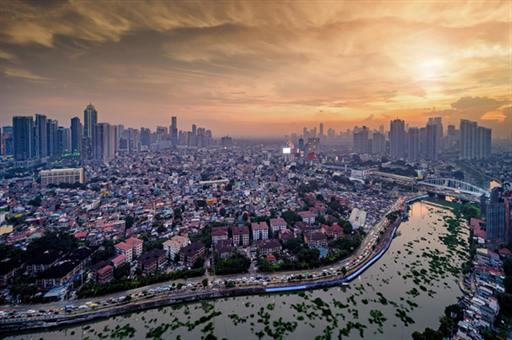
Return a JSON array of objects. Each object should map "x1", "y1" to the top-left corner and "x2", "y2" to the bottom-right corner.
[{"x1": 0, "y1": 207, "x2": 406, "y2": 334}]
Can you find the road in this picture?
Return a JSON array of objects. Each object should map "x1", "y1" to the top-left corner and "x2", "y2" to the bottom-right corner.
[{"x1": 2, "y1": 197, "x2": 408, "y2": 317}]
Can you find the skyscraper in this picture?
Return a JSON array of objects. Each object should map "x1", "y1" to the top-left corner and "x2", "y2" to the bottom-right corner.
[
  {"x1": 407, "y1": 127, "x2": 419, "y2": 160},
  {"x1": 460, "y1": 119, "x2": 491, "y2": 159},
  {"x1": 426, "y1": 122, "x2": 438, "y2": 161},
  {"x1": 171, "y1": 117, "x2": 178, "y2": 146},
  {"x1": 83, "y1": 103, "x2": 98, "y2": 139},
  {"x1": 71, "y1": 117, "x2": 82, "y2": 153},
  {"x1": 13, "y1": 116, "x2": 34, "y2": 161},
  {"x1": 319, "y1": 123, "x2": 324, "y2": 137},
  {"x1": 353, "y1": 126, "x2": 369, "y2": 154},
  {"x1": 389, "y1": 119, "x2": 405, "y2": 158},
  {"x1": 47, "y1": 119, "x2": 59, "y2": 156},
  {"x1": 372, "y1": 132, "x2": 385, "y2": 154},
  {"x1": 35, "y1": 114, "x2": 48, "y2": 158}
]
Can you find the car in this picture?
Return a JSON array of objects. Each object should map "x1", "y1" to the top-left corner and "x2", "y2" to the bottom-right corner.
[
  {"x1": 90, "y1": 303, "x2": 98, "y2": 308},
  {"x1": 54, "y1": 311, "x2": 59, "y2": 315},
  {"x1": 27, "y1": 309, "x2": 36, "y2": 314},
  {"x1": 79, "y1": 305, "x2": 88, "y2": 309}
]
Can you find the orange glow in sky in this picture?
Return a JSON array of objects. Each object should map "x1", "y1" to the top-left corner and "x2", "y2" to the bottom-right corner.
[{"x1": 1, "y1": 1, "x2": 510, "y2": 137}]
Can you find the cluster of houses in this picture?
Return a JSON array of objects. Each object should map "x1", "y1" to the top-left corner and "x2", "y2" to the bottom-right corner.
[{"x1": 452, "y1": 218, "x2": 511, "y2": 339}]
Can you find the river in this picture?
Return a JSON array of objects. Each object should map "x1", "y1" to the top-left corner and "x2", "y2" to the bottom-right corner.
[{"x1": 5, "y1": 198, "x2": 469, "y2": 340}]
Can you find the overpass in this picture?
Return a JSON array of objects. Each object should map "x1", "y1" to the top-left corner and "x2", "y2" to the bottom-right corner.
[{"x1": 417, "y1": 178, "x2": 489, "y2": 197}]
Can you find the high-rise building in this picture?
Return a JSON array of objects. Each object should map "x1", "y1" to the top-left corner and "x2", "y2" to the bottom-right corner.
[
  {"x1": 353, "y1": 126, "x2": 369, "y2": 154},
  {"x1": 372, "y1": 132, "x2": 385, "y2": 154},
  {"x1": 428, "y1": 117, "x2": 443, "y2": 152},
  {"x1": 419, "y1": 127, "x2": 427, "y2": 156},
  {"x1": 57, "y1": 127, "x2": 71, "y2": 154},
  {"x1": 170, "y1": 117, "x2": 178, "y2": 147},
  {"x1": 319, "y1": 123, "x2": 324, "y2": 137},
  {"x1": 46, "y1": 119, "x2": 59, "y2": 156},
  {"x1": 13, "y1": 116, "x2": 34, "y2": 161},
  {"x1": 140, "y1": 128, "x2": 150, "y2": 147},
  {"x1": 426, "y1": 122, "x2": 438, "y2": 161},
  {"x1": 35, "y1": 114, "x2": 48, "y2": 158},
  {"x1": 407, "y1": 127, "x2": 419, "y2": 160},
  {"x1": 298, "y1": 138, "x2": 304, "y2": 152},
  {"x1": 447, "y1": 124, "x2": 455, "y2": 136},
  {"x1": 460, "y1": 119, "x2": 491, "y2": 159},
  {"x1": 389, "y1": 119, "x2": 405, "y2": 158},
  {"x1": 307, "y1": 138, "x2": 320, "y2": 155},
  {"x1": 71, "y1": 117, "x2": 82, "y2": 153},
  {"x1": 221, "y1": 136, "x2": 232, "y2": 147},
  {"x1": 83, "y1": 103, "x2": 98, "y2": 139}
]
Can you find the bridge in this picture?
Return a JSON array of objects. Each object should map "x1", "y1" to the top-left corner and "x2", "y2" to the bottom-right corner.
[{"x1": 417, "y1": 178, "x2": 489, "y2": 197}]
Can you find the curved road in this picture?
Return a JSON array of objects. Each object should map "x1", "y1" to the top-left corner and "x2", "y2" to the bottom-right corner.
[{"x1": 2, "y1": 197, "x2": 408, "y2": 317}]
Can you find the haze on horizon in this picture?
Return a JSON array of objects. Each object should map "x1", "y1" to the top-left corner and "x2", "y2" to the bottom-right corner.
[{"x1": 0, "y1": 0, "x2": 511, "y2": 137}]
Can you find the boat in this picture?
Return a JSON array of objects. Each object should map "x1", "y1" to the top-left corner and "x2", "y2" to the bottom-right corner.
[{"x1": 341, "y1": 282, "x2": 349, "y2": 286}]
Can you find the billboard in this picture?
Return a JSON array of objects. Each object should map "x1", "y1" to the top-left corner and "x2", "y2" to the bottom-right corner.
[{"x1": 283, "y1": 147, "x2": 291, "y2": 154}]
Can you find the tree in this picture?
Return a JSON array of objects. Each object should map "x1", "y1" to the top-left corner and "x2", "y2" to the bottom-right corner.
[
  {"x1": 157, "y1": 225, "x2": 166, "y2": 233},
  {"x1": 444, "y1": 304, "x2": 463, "y2": 325},
  {"x1": 114, "y1": 263, "x2": 131, "y2": 280},
  {"x1": 91, "y1": 185, "x2": 100, "y2": 192},
  {"x1": 316, "y1": 194, "x2": 325, "y2": 202},
  {"x1": 28, "y1": 196, "x2": 42, "y2": 207},
  {"x1": 220, "y1": 208, "x2": 226, "y2": 217},
  {"x1": 297, "y1": 248, "x2": 320, "y2": 264},
  {"x1": 193, "y1": 257, "x2": 205, "y2": 269},
  {"x1": 202, "y1": 278, "x2": 208, "y2": 287},
  {"x1": 286, "y1": 238, "x2": 302, "y2": 254},
  {"x1": 341, "y1": 267, "x2": 347, "y2": 275},
  {"x1": 125, "y1": 215, "x2": 135, "y2": 230},
  {"x1": 174, "y1": 253, "x2": 181, "y2": 263}
]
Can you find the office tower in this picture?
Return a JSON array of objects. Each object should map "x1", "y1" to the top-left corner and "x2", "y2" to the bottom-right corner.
[
  {"x1": 140, "y1": 128, "x2": 150, "y2": 146},
  {"x1": 319, "y1": 123, "x2": 324, "y2": 136},
  {"x1": 83, "y1": 103, "x2": 98, "y2": 139},
  {"x1": 307, "y1": 137, "x2": 320, "y2": 155},
  {"x1": 372, "y1": 132, "x2": 385, "y2": 154},
  {"x1": 419, "y1": 127, "x2": 427, "y2": 156},
  {"x1": 486, "y1": 192, "x2": 507, "y2": 244},
  {"x1": 426, "y1": 122, "x2": 438, "y2": 161},
  {"x1": 447, "y1": 124, "x2": 455, "y2": 136},
  {"x1": 156, "y1": 126, "x2": 168, "y2": 141},
  {"x1": 298, "y1": 138, "x2": 304, "y2": 152},
  {"x1": 389, "y1": 119, "x2": 405, "y2": 158},
  {"x1": 34, "y1": 114, "x2": 48, "y2": 158},
  {"x1": 379, "y1": 125, "x2": 384, "y2": 134},
  {"x1": 407, "y1": 127, "x2": 419, "y2": 160},
  {"x1": 221, "y1": 136, "x2": 232, "y2": 147},
  {"x1": 460, "y1": 119, "x2": 491, "y2": 160},
  {"x1": 170, "y1": 117, "x2": 178, "y2": 146},
  {"x1": 94, "y1": 123, "x2": 111, "y2": 160},
  {"x1": 3, "y1": 127, "x2": 13, "y2": 134},
  {"x1": 118, "y1": 124, "x2": 124, "y2": 136},
  {"x1": 428, "y1": 117, "x2": 443, "y2": 152},
  {"x1": 353, "y1": 126, "x2": 369, "y2": 154},
  {"x1": 57, "y1": 127, "x2": 71, "y2": 154},
  {"x1": 46, "y1": 119, "x2": 58, "y2": 156},
  {"x1": 303, "y1": 127, "x2": 308, "y2": 140},
  {"x1": 71, "y1": 117, "x2": 82, "y2": 153},
  {"x1": 13, "y1": 116, "x2": 34, "y2": 161},
  {"x1": 477, "y1": 126, "x2": 492, "y2": 159}
]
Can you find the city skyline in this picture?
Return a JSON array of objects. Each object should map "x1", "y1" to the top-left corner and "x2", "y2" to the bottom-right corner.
[{"x1": 1, "y1": 1, "x2": 510, "y2": 137}]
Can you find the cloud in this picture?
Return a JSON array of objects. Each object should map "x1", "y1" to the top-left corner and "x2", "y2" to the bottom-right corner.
[
  {"x1": 0, "y1": 1, "x2": 510, "y2": 136},
  {"x1": 4, "y1": 68, "x2": 51, "y2": 80},
  {"x1": 0, "y1": 51, "x2": 15, "y2": 60}
]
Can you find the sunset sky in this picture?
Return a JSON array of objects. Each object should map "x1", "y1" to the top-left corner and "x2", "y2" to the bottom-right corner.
[{"x1": 1, "y1": 1, "x2": 511, "y2": 137}]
